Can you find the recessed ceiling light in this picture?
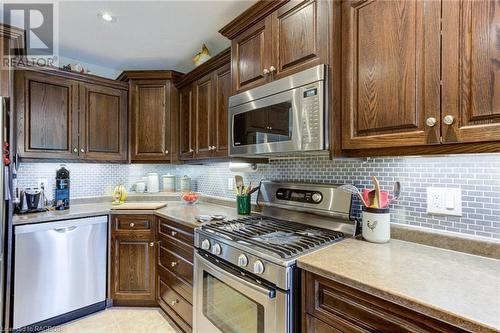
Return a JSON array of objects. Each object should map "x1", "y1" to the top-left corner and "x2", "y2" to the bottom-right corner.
[{"x1": 98, "y1": 12, "x2": 116, "y2": 22}]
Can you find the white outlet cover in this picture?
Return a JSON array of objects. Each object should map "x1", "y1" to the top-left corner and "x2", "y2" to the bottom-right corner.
[{"x1": 426, "y1": 187, "x2": 462, "y2": 216}]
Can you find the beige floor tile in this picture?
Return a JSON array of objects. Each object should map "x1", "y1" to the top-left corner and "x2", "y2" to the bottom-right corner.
[{"x1": 56, "y1": 307, "x2": 177, "y2": 333}]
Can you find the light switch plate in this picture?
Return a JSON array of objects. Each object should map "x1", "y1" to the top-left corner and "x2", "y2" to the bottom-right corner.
[{"x1": 426, "y1": 187, "x2": 462, "y2": 216}]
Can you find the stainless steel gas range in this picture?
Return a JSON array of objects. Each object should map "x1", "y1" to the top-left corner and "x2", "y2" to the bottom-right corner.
[{"x1": 193, "y1": 181, "x2": 356, "y2": 333}]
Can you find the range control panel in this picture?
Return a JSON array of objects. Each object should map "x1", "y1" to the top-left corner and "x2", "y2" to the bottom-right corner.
[{"x1": 276, "y1": 188, "x2": 323, "y2": 204}]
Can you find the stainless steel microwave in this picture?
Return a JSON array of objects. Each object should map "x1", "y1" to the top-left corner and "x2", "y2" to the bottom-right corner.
[{"x1": 228, "y1": 64, "x2": 328, "y2": 156}]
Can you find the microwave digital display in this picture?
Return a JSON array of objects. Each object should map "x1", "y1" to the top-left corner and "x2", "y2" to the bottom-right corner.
[{"x1": 303, "y1": 88, "x2": 317, "y2": 98}]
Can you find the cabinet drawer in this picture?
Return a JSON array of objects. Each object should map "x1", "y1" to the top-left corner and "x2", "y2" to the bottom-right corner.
[
  {"x1": 158, "y1": 278, "x2": 193, "y2": 328},
  {"x1": 305, "y1": 315, "x2": 342, "y2": 333},
  {"x1": 159, "y1": 245, "x2": 193, "y2": 285},
  {"x1": 113, "y1": 215, "x2": 154, "y2": 231},
  {"x1": 158, "y1": 218, "x2": 194, "y2": 246},
  {"x1": 304, "y1": 272, "x2": 468, "y2": 333},
  {"x1": 158, "y1": 264, "x2": 192, "y2": 304},
  {"x1": 159, "y1": 234, "x2": 194, "y2": 264}
]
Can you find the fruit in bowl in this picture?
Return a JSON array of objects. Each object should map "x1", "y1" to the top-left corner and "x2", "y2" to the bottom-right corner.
[{"x1": 181, "y1": 191, "x2": 200, "y2": 204}]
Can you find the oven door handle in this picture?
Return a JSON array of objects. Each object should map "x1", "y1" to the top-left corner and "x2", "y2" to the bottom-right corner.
[{"x1": 196, "y1": 252, "x2": 276, "y2": 299}]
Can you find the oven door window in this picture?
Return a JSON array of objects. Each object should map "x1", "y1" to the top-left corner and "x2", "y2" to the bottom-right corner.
[
  {"x1": 233, "y1": 101, "x2": 292, "y2": 146},
  {"x1": 203, "y1": 272, "x2": 264, "y2": 333}
]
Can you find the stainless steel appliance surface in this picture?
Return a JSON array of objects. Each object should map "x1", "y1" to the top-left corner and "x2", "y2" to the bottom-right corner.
[
  {"x1": 193, "y1": 181, "x2": 356, "y2": 333},
  {"x1": 228, "y1": 65, "x2": 327, "y2": 157},
  {"x1": 13, "y1": 216, "x2": 107, "y2": 330}
]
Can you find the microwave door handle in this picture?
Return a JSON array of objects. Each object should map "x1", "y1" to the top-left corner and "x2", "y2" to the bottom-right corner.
[{"x1": 196, "y1": 253, "x2": 276, "y2": 299}]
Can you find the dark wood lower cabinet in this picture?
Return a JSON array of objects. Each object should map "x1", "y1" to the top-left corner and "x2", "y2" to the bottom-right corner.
[
  {"x1": 110, "y1": 214, "x2": 194, "y2": 333},
  {"x1": 110, "y1": 215, "x2": 157, "y2": 306},
  {"x1": 303, "y1": 271, "x2": 468, "y2": 333}
]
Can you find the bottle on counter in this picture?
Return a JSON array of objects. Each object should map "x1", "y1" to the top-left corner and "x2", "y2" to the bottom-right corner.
[{"x1": 55, "y1": 165, "x2": 70, "y2": 210}]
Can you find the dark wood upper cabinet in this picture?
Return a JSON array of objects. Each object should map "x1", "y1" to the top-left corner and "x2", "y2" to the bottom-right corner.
[
  {"x1": 118, "y1": 71, "x2": 182, "y2": 163},
  {"x1": 341, "y1": 0, "x2": 441, "y2": 150},
  {"x1": 271, "y1": 0, "x2": 330, "y2": 79},
  {"x1": 16, "y1": 67, "x2": 128, "y2": 161},
  {"x1": 79, "y1": 82, "x2": 127, "y2": 161},
  {"x1": 15, "y1": 70, "x2": 79, "y2": 160},
  {"x1": 441, "y1": 0, "x2": 500, "y2": 144},
  {"x1": 177, "y1": 49, "x2": 231, "y2": 161},
  {"x1": 1, "y1": 24, "x2": 24, "y2": 98},
  {"x1": 231, "y1": 18, "x2": 271, "y2": 92},
  {"x1": 193, "y1": 73, "x2": 213, "y2": 159},
  {"x1": 179, "y1": 85, "x2": 194, "y2": 160},
  {"x1": 223, "y1": 0, "x2": 329, "y2": 93},
  {"x1": 212, "y1": 63, "x2": 231, "y2": 157}
]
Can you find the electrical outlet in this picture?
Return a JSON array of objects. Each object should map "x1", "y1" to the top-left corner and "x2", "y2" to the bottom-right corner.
[
  {"x1": 227, "y1": 178, "x2": 234, "y2": 190},
  {"x1": 426, "y1": 187, "x2": 462, "y2": 216}
]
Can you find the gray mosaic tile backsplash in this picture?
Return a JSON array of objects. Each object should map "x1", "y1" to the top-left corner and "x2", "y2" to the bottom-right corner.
[{"x1": 17, "y1": 153, "x2": 500, "y2": 240}]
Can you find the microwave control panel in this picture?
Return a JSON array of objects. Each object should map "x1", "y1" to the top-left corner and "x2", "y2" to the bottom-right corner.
[
  {"x1": 276, "y1": 188, "x2": 323, "y2": 204},
  {"x1": 302, "y1": 83, "x2": 323, "y2": 148}
]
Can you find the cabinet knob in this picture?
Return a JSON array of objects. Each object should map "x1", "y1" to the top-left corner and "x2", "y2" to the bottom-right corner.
[
  {"x1": 443, "y1": 115, "x2": 454, "y2": 125},
  {"x1": 208, "y1": 146, "x2": 212, "y2": 151},
  {"x1": 171, "y1": 299, "x2": 179, "y2": 306},
  {"x1": 269, "y1": 65, "x2": 276, "y2": 73},
  {"x1": 426, "y1": 117, "x2": 437, "y2": 127},
  {"x1": 129, "y1": 222, "x2": 135, "y2": 227},
  {"x1": 73, "y1": 148, "x2": 78, "y2": 153},
  {"x1": 149, "y1": 242, "x2": 154, "y2": 247},
  {"x1": 211, "y1": 146, "x2": 216, "y2": 150},
  {"x1": 189, "y1": 148, "x2": 194, "y2": 153},
  {"x1": 263, "y1": 68, "x2": 270, "y2": 75},
  {"x1": 80, "y1": 148, "x2": 85, "y2": 153},
  {"x1": 170, "y1": 261, "x2": 178, "y2": 268},
  {"x1": 171, "y1": 231, "x2": 177, "y2": 237},
  {"x1": 165, "y1": 150, "x2": 169, "y2": 154}
]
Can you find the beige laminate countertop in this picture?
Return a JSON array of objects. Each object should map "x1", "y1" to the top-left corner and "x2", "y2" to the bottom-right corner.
[
  {"x1": 12, "y1": 201, "x2": 246, "y2": 228},
  {"x1": 297, "y1": 238, "x2": 500, "y2": 333}
]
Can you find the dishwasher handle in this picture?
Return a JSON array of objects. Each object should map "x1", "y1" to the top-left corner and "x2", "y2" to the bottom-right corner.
[{"x1": 53, "y1": 226, "x2": 78, "y2": 233}]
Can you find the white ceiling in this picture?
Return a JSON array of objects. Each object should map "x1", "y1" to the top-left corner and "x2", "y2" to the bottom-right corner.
[{"x1": 55, "y1": 1, "x2": 255, "y2": 75}]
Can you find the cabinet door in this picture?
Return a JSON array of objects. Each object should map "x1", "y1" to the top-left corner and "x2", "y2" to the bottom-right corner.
[
  {"x1": 130, "y1": 80, "x2": 171, "y2": 161},
  {"x1": 442, "y1": 0, "x2": 500, "y2": 144},
  {"x1": 271, "y1": 0, "x2": 330, "y2": 79},
  {"x1": 79, "y1": 83, "x2": 127, "y2": 161},
  {"x1": 341, "y1": 0, "x2": 441, "y2": 150},
  {"x1": 15, "y1": 70, "x2": 79, "y2": 159},
  {"x1": 231, "y1": 18, "x2": 272, "y2": 93},
  {"x1": 111, "y1": 238, "x2": 156, "y2": 305},
  {"x1": 212, "y1": 63, "x2": 231, "y2": 157},
  {"x1": 179, "y1": 85, "x2": 194, "y2": 160},
  {"x1": 193, "y1": 73, "x2": 212, "y2": 159}
]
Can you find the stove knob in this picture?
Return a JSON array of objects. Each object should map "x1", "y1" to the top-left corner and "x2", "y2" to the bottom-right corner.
[
  {"x1": 201, "y1": 239, "x2": 211, "y2": 251},
  {"x1": 312, "y1": 193, "x2": 322, "y2": 203},
  {"x1": 212, "y1": 243, "x2": 222, "y2": 255},
  {"x1": 253, "y1": 260, "x2": 265, "y2": 275},
  {"x1": 237, "y1": 254, "x2": 248, "y2": 267}
]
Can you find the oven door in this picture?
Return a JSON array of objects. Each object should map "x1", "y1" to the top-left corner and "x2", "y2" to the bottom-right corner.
[
  {"x1": 193, "y1": 252, "x2": 288, "y2": 333},
  {"x1": 229, "y1": 87, "x2": 302, "y2": 156}
]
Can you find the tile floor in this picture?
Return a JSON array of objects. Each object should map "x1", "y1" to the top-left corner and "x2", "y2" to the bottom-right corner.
[{"x1": 52, "y1": 307, "x2": 179, "y2": 333}]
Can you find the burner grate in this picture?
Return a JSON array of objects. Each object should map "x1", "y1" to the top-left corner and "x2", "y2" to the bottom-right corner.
[{"x1": 201, "y1": 216, "x2": 344, "y2": 259}]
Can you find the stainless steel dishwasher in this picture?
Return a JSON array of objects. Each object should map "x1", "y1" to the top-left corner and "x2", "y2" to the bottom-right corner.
[{"x1": 13, "y1": 216, "x2": 107, "y2": 330}]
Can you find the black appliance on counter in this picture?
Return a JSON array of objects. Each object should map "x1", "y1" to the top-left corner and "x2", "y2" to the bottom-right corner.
[
  {"x1": 15, "y1": 188, "x2": 48, "y2": 214},
  {"x1": 55, "y1": 165, "x2": 70, "y2": 210}
]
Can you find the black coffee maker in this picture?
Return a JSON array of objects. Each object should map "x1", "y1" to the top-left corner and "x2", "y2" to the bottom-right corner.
[
  {"x1": 16, "y1": 188, "x2": 48, "y2": 214},
  {"x1": 55, "y1": 165, "x2": 70, "y2": 210}
]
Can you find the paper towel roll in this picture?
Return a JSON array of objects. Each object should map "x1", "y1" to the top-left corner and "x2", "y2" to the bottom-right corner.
[{"x1": 229, "y1": 162, "x2": 258, "y2": 173}]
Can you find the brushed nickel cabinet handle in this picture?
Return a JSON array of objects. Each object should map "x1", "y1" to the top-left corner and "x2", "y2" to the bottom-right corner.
[
  {"x1": 170, "y1": 261, "x2": 178, "y2": 267},
  {"x1": 269, "y1": 65, "x2": 276, "y2": 73},
  {"x1": 211, "y1": 146, "x2": 216, "y2": 150},
  {"x1": 171, "y1": 299, "x2": 179, "y2": 306},
  {"x1": 171, "y1": 231, "x2": 177, "y2": 237},
  {"x1": 263, "y1": 68, "x2": 270, "y2": 75},
  {"x1": 165, "y1": 150, "x2": 169, "y2": 154},
  {"x1": 73, "y1": 148, "x2": 78, "y2": 153},
  {"x1": 426, "y1": 117, "x2": 437, "y2": 127},
  {"x1": 129, "y1": 222, "x2": 135, "y2": 227},
  {"x1": 80, "y1": 148, "x2": 85, "y2": 153},
  {"x1": 443, "y1": 115, "x2": 454, "y2": 125},
  {"x1": 149, "y1": 242, "x2": 154, "y2": 247}
]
